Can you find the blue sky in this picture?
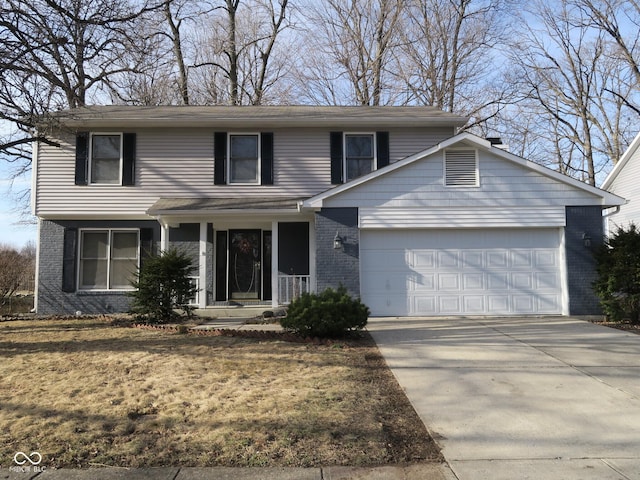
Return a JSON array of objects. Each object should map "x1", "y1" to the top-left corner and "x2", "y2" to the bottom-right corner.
[{"x1": 0, "y1": 164, "x2": 37, "y2": 249}]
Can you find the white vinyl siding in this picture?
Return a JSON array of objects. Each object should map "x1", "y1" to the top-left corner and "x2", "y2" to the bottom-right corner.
[
  {"x1": 359, "y1": 206, "x2": 567, "y2": 229},
  {"x1": 34, "y1": 127, "x2": 454, "y2": 217},
  {"x1": 323, "y1": 149, "x2": 603, "y2": 209},
  {"x1": 606, "y1": 145, "x2": 640, "y2": 231}
]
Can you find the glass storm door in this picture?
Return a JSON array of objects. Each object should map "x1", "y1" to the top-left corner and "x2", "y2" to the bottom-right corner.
[{"x1": 229, "y1": 230, "x2": 261, "y2": 299}]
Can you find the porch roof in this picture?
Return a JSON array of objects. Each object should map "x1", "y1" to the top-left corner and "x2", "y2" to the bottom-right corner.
[{"x1": 147, "y1": 197, "x2": 308, "y2": 216}]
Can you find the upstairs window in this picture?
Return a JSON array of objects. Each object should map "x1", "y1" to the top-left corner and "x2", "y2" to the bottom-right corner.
[
  {"x1": 345, "y1": 134, "x2": 375, "y2": 181},
  {"x1": 90, "y1": 134, "x2": 122, "y2": 184},
  {"x1": 79, "y1": 229, "x2": 139, "y2": 290},
  {"x1": 75, "y1": 132, "x2": 136, "y2": 186},
  {"x1": 229, "y1": 134, "x2": 260, "y2": 184},
  {"x1": 330, "y1": 131, "x2": 389, "y2": 184},
  {"x1": 445, "y1": 149, "x2": 478, "y2": 187}
]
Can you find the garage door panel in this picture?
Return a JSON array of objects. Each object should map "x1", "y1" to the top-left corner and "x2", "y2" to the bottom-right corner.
[
  {"x1": 487, "y1": 251, "x2": 508, "y2": 267},
  {"x1": 535, "y1": 272, "x2": 561, "y2": 289},
  {"x1": 411, "y1": 274, "x2": 436, "y2": 291},
  {"x1": 438, "y1": 273, "x2": 461, "y2": 290},
  {"x1": 511, "y1": 250, "x2": 534, "y2": 267},
  {"x1": 463, "y1": 296, "x2": 485, "y2": 313},
  {"x1": 361, "y1": 228, "x2": 563, "y2": 316},
  {"x1": 413, "y1": 296, "x2": 437, "y2": 315},
  {"x1": 463, "y1": 273, "x2": 484, "y2": 289}
]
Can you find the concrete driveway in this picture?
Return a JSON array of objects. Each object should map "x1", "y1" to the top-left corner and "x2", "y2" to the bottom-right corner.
[{"x1": 367, "y1": 316, "x2": 640, "y2": 480}]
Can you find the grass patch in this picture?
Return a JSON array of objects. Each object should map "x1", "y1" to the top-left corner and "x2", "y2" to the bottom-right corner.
[{"x1": 0, "y1": 317, "x2": 441, "y2": 468}]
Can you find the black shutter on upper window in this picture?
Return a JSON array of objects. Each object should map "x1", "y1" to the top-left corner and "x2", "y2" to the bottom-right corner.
[
  {"x1": 376, "y1": 131, "x2": 390, "y2": 168},
  {"x1": 62, "y1": 228, "x2": 78, "y2": 292},
  {"x1": 122, "y1": 133, "x2": 136, "y2": 186},
  {"x1": 214, "y1": 132, "x2": 227, "y2": 185},
  {"x1": 330, "y1": 131, "x2": 343, "y2": 184},
  {"x1": 75, "y1": 132, "x2": 89, "y2": 185},
  {"x1": 261, "y1": 132, "x2": 274, "y2": 185}
]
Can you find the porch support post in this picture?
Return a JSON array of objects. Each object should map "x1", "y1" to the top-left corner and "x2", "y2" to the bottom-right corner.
[
  {"x1": 199, "y1": 222, "x2": 207, "y2": 309},
  {"x1": 271, "y1": 220, "x2": 279, "y2": 307},
  {"x1": 308, "y1": 219, "x2": 316, "y2": 294},
  {"x1": 160, "y1": 221, "x2": 169, "y2": 252}
]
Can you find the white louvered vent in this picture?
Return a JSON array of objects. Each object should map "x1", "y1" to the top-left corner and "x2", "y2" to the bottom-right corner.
[{"x1": 445, "y1": 149, "x2": 478, "y2": 186}]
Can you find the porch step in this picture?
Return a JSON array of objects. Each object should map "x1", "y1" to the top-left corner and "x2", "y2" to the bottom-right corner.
[{"x1": 194, "y1": 306, "x2": 280, "y2": 319}]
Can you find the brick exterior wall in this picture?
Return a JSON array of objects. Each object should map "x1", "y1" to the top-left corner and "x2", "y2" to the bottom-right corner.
[
  {"x1": 315, "y1": 208, "x2": 360, "y2": 298},
  {"x1": 565, "y1": 206, "x2": 604, "y2": 315},
  {"x1": 37, "y1": 219, "x2": 160, "y2": 315}
]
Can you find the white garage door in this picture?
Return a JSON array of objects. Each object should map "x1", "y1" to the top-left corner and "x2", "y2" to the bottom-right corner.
[{"x1": 360, "y1": 229, "x2": 563, "y2": 316}]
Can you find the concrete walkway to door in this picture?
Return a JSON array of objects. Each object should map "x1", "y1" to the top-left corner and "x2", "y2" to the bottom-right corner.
[{"x1": 367, "y1": 316, "x2": 640, "y2": 480}]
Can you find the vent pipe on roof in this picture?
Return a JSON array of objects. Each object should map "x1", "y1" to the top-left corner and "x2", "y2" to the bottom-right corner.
[{"x1": 486, "y1": 137, "x2": 509, "y2": 151}]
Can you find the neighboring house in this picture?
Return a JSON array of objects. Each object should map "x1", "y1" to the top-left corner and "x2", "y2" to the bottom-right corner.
[
  {"x1": 32, "y1": 106, "x2": 624, "y2": 317},
  {"x1": 601, "y1": 131, "x2": 640, "y2": 234}
]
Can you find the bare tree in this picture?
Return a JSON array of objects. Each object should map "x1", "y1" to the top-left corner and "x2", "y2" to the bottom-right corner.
[
  {"x1": 296, "y1": 0, "x2": 403, "y2": 106},
  {"x1": 191, "y1": 0, "x2": 293, "y2": 105},
  {"x1": 0, "y1": 0, "x2": 162, "y2": 159},
  {"x1": 0, "y1": 244, "x2": 28, "y2": 300},
  {"x1": 506, "y1": 0, "x2": 636, "y2": 184},
  {"x1": 396, "y1": 0, "x2": 507, "y2": 112}
]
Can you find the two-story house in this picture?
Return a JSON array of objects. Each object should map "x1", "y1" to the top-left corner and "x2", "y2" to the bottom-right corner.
[{"x1": 33, "y1": 106, "x2": 624, "y2": 317}]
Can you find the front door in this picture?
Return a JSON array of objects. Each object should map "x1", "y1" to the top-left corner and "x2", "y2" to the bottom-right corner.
[{"x1": 229, "y1": 230, "x2": 261, "y2": 300}]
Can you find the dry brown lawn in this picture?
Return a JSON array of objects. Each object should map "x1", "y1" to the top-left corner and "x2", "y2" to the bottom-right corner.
[{"x1": 0, "y1": 317, "x2": 441, "y2": 469}]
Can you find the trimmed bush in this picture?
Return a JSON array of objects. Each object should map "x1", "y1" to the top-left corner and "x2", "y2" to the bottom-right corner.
[
  {"x1": 280, "y1": 285, "x2": 370, "y2": 338},
  {"x1": 128, "y1": 248, "x2": 198, "y2": 324},
  {"x1": 593, "y1": 224, "x2": 640, "y2": 323}
]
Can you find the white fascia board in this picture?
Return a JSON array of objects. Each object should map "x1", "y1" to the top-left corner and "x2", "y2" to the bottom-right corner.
[{"x1": 601, "y1": 131, "x2": 640, "y2": 190}]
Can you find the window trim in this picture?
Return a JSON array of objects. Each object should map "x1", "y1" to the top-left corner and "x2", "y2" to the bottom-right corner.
[
  {"x1": 343, "y1": 132, "x2": 377, "y2": 182},
  {"x1": 88, "y1": 132, "x2": 124, "y2": 186},
  {"x1": 443, "y1": 148, "x2": 480, "y2": 188},
  {"x1": 77, "y1": 228, "x2": 140, "y2": 291},
  {"x1": 227, "y1": 132, "x2": 261, "y2": 185}
]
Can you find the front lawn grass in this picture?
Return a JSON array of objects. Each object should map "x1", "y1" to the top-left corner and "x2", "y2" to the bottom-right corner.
[{"x1": 0, "y1": 317, "x2": 441, "y2": 468}]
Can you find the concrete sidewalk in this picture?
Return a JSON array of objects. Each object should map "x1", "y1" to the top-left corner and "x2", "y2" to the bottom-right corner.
[
  {"x1": 2, "y1": 463, "x2": 456, "y2": 479},
  {"x1": 368, "y1": 316, "x2": 640, "y2": 480}
]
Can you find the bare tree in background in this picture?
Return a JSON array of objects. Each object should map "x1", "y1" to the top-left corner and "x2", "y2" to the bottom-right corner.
[
  {"x1": 296, "y1": 0, "x2": 403, "y2": 105},
  {"x1": 396, "y1": 0, "x2": 507, "y2": 113},
  {"x1": 571, "y1": 0, "x2": 640, "y2": 116},
  {"x1": 0, "y1": 243, "x2": 34, "y2": 300},
  {"x1": 505, "y1": 0, "x2": 637, "y2": 185},
  {"x1": 0, "y1": 0, "x2": 161, "y2": 166},
  {"x1": 191, "y1": 0, "x2": 293, "y2": 105}
]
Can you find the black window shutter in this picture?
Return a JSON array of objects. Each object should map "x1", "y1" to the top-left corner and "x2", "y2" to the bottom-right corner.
[
  {"x1": 62, "y1": 228, "x2": 78, "y2": 292},
  {"x1": 261, "y1": 132, "x2": 274, "y2": 185},
  {"x1": 215, "y1": 230, "x2": 228, "y2": 301},
  {"x1": 214, "y1": 132, "x2": 227, "y2": 185},
  {"x1": 122, "y1": 133, "x2": 136, "y2": 186},
  {"x1": 376, "y1": 131, "x2": 390, "y2": 168},
  {"x1": 75, "y1": 132, "x2": 89, "y2": 185},
  {"x1": 330, "y1": 131, "x2": 343, "y2": 184},
  {"x1": 139, "y1": 228, "x2": 155, "y2": 269}
]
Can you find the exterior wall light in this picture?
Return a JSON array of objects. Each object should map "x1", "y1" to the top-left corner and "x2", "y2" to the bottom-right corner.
[
  {"x1": 333, "y1": 231, "x2": 343, "y2": 250},
  {"x1": 582, "y1": 233, "x2": 592, "y2": 248}
]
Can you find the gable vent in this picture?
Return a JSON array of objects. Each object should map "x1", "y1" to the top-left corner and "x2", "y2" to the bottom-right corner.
[{"x1": 445, "y1": 149, "x2": 478, "y2": 187}]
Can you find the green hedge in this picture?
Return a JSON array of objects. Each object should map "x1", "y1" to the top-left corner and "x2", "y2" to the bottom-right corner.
[{"x1": 280, "y1": 285, "x2": 370, "y2": 338}]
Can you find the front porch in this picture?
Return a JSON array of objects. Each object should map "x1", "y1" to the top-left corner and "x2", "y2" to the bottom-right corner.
[{"x1": 147, "y1": 197, "x2": 316, "y2": 309}]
